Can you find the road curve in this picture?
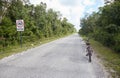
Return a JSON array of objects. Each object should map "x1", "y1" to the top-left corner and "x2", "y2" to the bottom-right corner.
[{"x1": 0, "y1": 34, "x2": 108, "y2": 78}]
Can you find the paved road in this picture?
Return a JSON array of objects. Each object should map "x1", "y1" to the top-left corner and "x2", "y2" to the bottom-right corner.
[{"x1": 0, "y1": 34, "x2": 108, "y2": 78}]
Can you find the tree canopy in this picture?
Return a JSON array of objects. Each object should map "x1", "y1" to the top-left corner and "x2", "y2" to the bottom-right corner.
[
  {"x1": 79, "y1": 0, "x2": 120, "y2": 52},
  {"x1": 0, "y1": 0, "x2": 76, "y2": 49}
]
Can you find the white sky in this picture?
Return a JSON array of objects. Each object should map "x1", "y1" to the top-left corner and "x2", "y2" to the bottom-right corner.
[{"x1": 29, "y1": 0, "x2": 104, "y2": 31}]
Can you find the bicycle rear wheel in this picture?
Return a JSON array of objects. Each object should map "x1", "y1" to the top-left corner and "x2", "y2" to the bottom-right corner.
[{"x1": 88, "y1": 54, "x2": 91, "y2": 62}]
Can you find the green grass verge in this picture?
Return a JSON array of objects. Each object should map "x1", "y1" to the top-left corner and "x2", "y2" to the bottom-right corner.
[
  {"x1": 0, "y1": 34, "x2": 73, "y2": 59},
  {"x1": 90, "y1": 39, "x2": 120, "y2": 78}
]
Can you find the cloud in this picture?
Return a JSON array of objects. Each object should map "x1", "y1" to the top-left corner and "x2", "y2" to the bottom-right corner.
[
  {"x1": 58, "y1": 0, "x2": 78, "y2": 6},
  {"x1": 82, "y1": 0, "x2": 95, "y2": 6},
  {"x1": 29, "y1": 0, "x2": 104, "y2": 31}
]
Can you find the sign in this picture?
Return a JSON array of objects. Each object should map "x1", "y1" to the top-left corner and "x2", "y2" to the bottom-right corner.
[{"x1": 16, "y1": 20, "x2": 24, "y2": 31}]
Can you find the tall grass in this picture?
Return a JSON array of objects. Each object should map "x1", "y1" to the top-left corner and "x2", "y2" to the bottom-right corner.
[{"x1": 90, "y1": 40, "x2": 120, "y2": 78}]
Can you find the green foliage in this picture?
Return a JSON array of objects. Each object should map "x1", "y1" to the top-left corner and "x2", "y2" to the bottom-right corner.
[
  {"x1": 113, "y1": 34, "x2": 120, "y2": 52},
  {"x1": 90, "y1": 39, "x2": 120, "y2": 77},
  {"x1": 1, "y1": 17, "x2": 12, "y2": 26},
  {"x1": 0, "y1": 0, "x2": 76, "y2": 52},
  {"x1": 79, "y1": 1, "x2": 120, "y2": 52}
]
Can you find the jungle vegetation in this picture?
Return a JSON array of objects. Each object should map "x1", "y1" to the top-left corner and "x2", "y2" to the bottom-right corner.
[
  {"x1": 79, "y1": 0, "x2": 120, "y2": 52},
  {"x1": 0, "y1": 0, "x2": 76, "y2": 51}
]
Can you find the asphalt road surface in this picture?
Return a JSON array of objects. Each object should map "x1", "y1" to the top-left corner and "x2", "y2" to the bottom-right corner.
[{"x1": 0, "y1": 34, "x2": 109, "y2": 78}]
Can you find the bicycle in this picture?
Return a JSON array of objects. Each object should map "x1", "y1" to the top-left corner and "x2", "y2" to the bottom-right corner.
[{"x1": 86, "y1": 43, "x2": 93, "y2": 62}]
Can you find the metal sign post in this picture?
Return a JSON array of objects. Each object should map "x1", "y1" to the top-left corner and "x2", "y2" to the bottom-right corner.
[
  {"x1": 20, "y1": 31, "x2": 22, "y2": 48},
  {"x1": 16, "y1": 20, "x2": 24, "y2": 48}
]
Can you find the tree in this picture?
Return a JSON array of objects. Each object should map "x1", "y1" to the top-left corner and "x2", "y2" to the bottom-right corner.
[
  {"x1": 0, "y1": 0, "x2": 11, "y2": 23},
  {"x1": 79, "y1": 1, "x2": 120, "y2": 52},
  {"x1": 0, "y1": 1, "x2": 76, "y2": 49}
]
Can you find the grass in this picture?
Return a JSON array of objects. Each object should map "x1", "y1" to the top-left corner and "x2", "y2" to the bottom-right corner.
[
  {"x1": 0, "y1": 34, "x2": 72, "y2": 59},
  {"x1": 90, "y1": 39, "x2": 120, "y2": 78},
  {"x1": 80, "y1": 35, "x2": 120, "y2": 77}
]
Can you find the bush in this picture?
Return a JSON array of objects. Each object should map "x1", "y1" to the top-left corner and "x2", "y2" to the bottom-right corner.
[{"x1": 113, "y1": 34, "x2": 120, "y2": 52}]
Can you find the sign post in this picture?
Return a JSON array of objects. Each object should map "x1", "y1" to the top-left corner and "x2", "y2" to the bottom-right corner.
[
  {"x1": 16, "y1": 20, "x2": 24, "y2": 48},
  {"x1": 20, "y1": 31, "x2": 22, "y2": 48}
]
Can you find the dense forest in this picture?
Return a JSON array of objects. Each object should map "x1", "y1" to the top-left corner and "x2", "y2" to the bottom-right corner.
[
  {"x1": 79, "y1": 0, "x2": 120, "y2": 52},
  {"x1": 0, "y1": 0, "x2": 76, "y2": 50}
]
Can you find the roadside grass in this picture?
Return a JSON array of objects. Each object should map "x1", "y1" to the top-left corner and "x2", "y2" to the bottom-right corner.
[
  {"x1": 79, "y1": 35, "x2": 120, "y2": 77},
  {"x1": 0, "y1": 34, "x2": 72, "y2": 59},
  {"x1": 90, "y1": 39, "x2": 120, "y2": 78}
]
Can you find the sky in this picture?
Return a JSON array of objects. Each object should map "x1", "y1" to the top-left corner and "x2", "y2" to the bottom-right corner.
[{"x1": 29, "y1": 0, "x2": 105, "y2": 31}]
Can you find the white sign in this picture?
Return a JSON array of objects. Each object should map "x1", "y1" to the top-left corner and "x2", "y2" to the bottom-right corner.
[{"x1": 16, "y1": 20, "x2": 24, "y2": 31}]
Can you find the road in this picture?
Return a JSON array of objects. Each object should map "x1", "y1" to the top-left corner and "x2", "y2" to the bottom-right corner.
[{"x1": 0, "y1": 34, "x2": 108, "y2": 78}]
